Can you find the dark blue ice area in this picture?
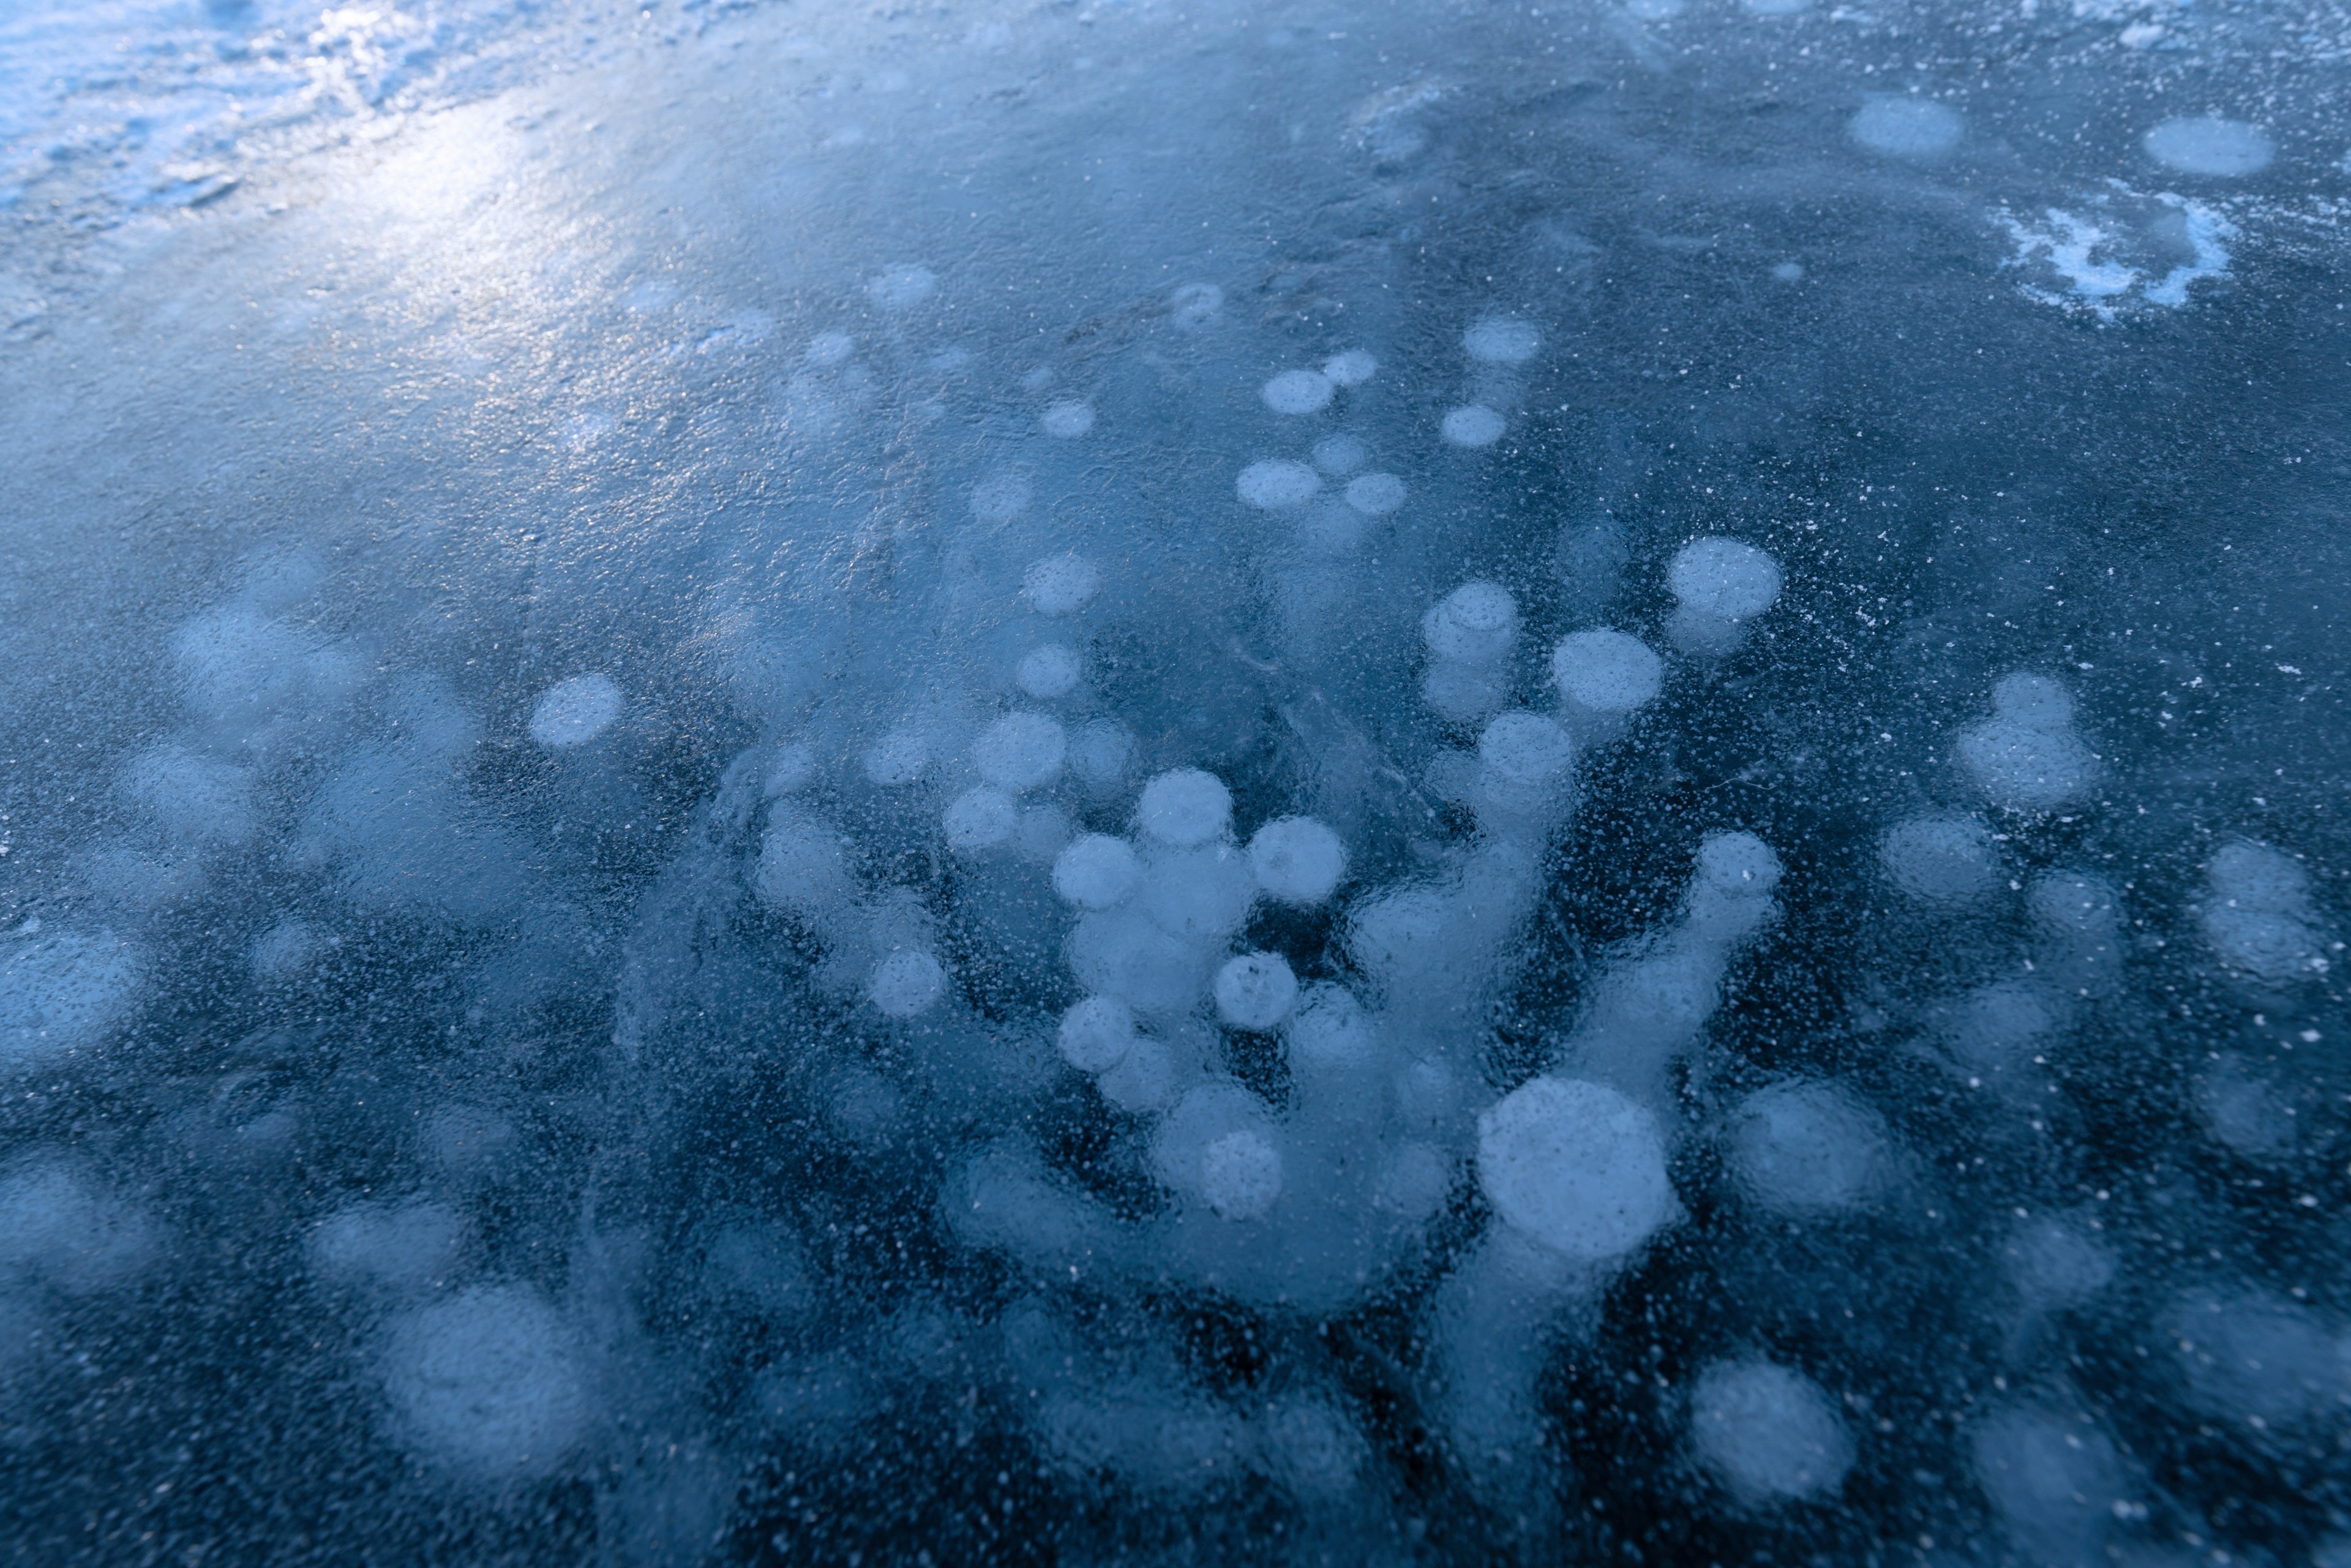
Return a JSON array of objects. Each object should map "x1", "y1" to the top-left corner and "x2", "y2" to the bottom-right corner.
[{"x1": 2, "y1": 0, "x2": 2350, "y2": 1561}]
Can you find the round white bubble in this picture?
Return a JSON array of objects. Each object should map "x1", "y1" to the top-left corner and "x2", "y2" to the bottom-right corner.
[
  {"x1": 1477, "y1": 1076, "x2": 1676, "y2": 1261},
  {"x1": 1463, "y1": 317, "x2": 1541, "y2": 364},
  {"x1": 1288, "y1": 983, "x2": 1376, "y2": 1071},
  {"x1": 1262, "y1": 370, "x2": 1335, "y2": 415},
  {"x1": 1322, "y1": 350, "x2": 1378, "y2": 386},
  {"x1": 1057, "y1": 995, "x2": 1136, "y2": 1073},
  {"x1": 1201, "y1": 1130, "x2": 1283, "y2": 1220},
  {"x1": 1138, "y1": 768, "x2": 1232, "y2": 847},
  {"x1": 528, "y1": 675, "x2": 623, "y2": 750},
  {"x1": 1690, "y1": 1360, "x2": 1853, "y2": 1504},
  {"x1": 1311, "y1": 433, "x2": 1369, "y2": 475},
  {"x1": 1040, "y1": 400, "x2": 1095, "y2": 438},
  {"x1": 943, "y1": 787, "x2": 1018, "y2": 852},
  {"x1": 1670, "y1": 537, "x2": 1782, "y2": 620},
  {"x1": 869, "y1": 950, "x2": 947, "y2": 1018},
  {"x1": 1169, "y1": 281, "x2": 1224, "y2": 328},
  {"x1": 806, "y1": 331, "x2": 855, "y2": 366},
  {"x1": 1695, "y1": 830, "x2": 1783, "y2": 896},
  {"x1": 1069, "y1": 718, "x2": 1134, "y2": 785},
  {"x1": 1022, "y1": 554, "x2": 1101, "y2": 617},
  {"x1": 2144, "y1": 116, "x2": 2274, "y2": 177},
  {"x1": 1015, "y1": 643, "x2": 1082, "y2": 699},
  {"x1": 1441, "y1": 405, "x2": 1506, "y2": 448},
  {"x1": 1247, "y1": 816, "x2": 1347, "y2": 906},
  {"x1": 1726, "y1": 1081, "x2": 1891, "y2": 1216},
  {"x1": 1479, "y1": 711, "x2": 1574, "y2": 786},
  {"x1": 1424, "y1": 580, "x2": 1520, "y2": 663},
  {"x1": 757, "y1": 806, "x2": 850, "y2": 911},
  {"x1": 1052, "y1": 833, "x2": 1141, "y2": 909},
  {"x1": 1345, "y1": 473, "x2": 1407, "y2": 516},
  {"x1": 861, "y1": 727, "x2": 930, "y2": 786},
  {"x1": 867, "y1": 264, "x2": 937, "y2": 307},
  {"x1": 379, "y1": 1285, "x2": 593, "y2": 1477},
  {"x1": 1237, "y1": 459, "x2": 1323, "y2": 509},
  {"x1": 973, "y1": 712, "x2": 1067, "y2": 792},
  {"x1": 970, "y1": 474, "x2": 1032, "y2": 522},
  {"x1": 1848, "y1": 97, "x2": 1965, "y2": 158},
  {"x1": 1551, "y1": 629, "x2": 1663, "y2": 712},
  {"x1": 1880, "y1": 816, "x2": 1998, "y2": 903},
  {"x1": 1214, "y1": 951, "x2": 1300, "y2": 1030}
]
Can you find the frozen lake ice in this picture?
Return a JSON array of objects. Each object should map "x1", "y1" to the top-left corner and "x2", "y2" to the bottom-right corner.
[{"x1": 2, "y1": 0, "x2": 2350, "y2": 1560}]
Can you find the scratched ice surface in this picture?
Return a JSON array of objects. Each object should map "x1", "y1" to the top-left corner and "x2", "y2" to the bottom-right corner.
[{"x1": 2, "y1": 0, "x2": 2350, "y2": 1561}]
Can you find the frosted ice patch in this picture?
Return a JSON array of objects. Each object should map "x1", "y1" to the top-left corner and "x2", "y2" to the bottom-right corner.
[
  {"x1": 1057, "y1": 995, "x2": 1136, "y2": 1073},
  {"x1": 974, "y1": 712, "x2": 1067, "y2": 792},
  {"x1": 1690, "y1": 1361, "x2": 1853, "y2": 1504},
  {"x1": 1957, "y1": 672, "x2": 2097, "y2": 811},
  {"x1": 1311, "y1": 433, "x2": 1369, "y2": 475},
  {"x1": 1441, "y1": 405, "x2": 1505, "y2": 447},
  {"x1": 1016, "y1": 643, "x2": 1082, "y2": 699},
  {"x1": 862, "y1": 726, "x2": 931, "y2": 785},
  {"x1": 1477, "y1": 1077, "x2": 1676, "y2": 1261},
  {"x1": 1423, "y1": 581, "x2": 1519, "y2": 662},
  {"x1": 1052, "y1": 834, "x2": 1141, "y2": 909},
  {"x1": 869, "y1": 950, "x2": 947, "y2": 1018},
  {"x1": 380, "y1": 1285, "x2": 593, "y2": 1478},
  {"x1": 1023, "y1": 553, "x2": 1102, "y2": 617},
  {"x1": 1237, "y1": 459, "x2": 1322, "y2": 508},
  {"x1": 528, "y1": 674, "x2": 623, "y2": 750},
  {"x1": 0, "y1": 931, "x2": 142, "y2": 1069},
  {"x1": 1040, "y1": 400, "x2": 1095, "y2": 438},
  {"x1": 867, "y1": 264, "x2": 938, "y2": 307},
  {"x1": 1848, "y1": 96, "x2": 1964, "y2": 158},
  {"x1": 1477, "y1": 711, "x2": 1574, "y2": 787},
  {"x1": 1725, "y1": 1081, "x2": 1891, "y2": 1215},
  {"x1": 1880, "y1": 816, "x2": 1998, "y2": 903},
  {"x1": 943, "y1": 786, "x2": 1018, "y2": 852},
  {"x1": 1322, "y1": 350, "x2": 1378, "y2": 386},
  {"x1": 1670, "y1": 538, "x2": 1782, "y2": 620},
  {"x1": 1345, "y1": 472, "x2": 1407, "y2": 515},
  {"x1": 1462, "y1": 316, "x2": 1540, "y2": 363},
  {"x1": 1262, "y1": 369, "x2": 1335, "y2": 415},
  {"x1": 1201, "y1": 1130, "x2": 1283, "y2": 1220},
  {"x1": 2202, "y1": 840, "x2": 2328, "y2": 981},
  {"x1": 1247, "y1": 816, "x2": 1347, "y2": 906},
  {"x1": 1213, "y1": 951, "x2": 1299, "y2": 1030},
  {"x1": 2144, "y1": 116, "x2": 2274, "y2": 177},
  {"x1": 1551, "y1": 629, "x2": 1663, "y2": 712},
  {"x1": 1138, "y1": 769, "x2": 1232, "y2": 847},
  {"x1": 2000, "y1": 194, "x2": 2237, "y2": 316}
]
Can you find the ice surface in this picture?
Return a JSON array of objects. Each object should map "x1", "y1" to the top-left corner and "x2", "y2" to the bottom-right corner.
[{"x1": 3, "y1": 0, "x2": 2349, "y2": 1556}]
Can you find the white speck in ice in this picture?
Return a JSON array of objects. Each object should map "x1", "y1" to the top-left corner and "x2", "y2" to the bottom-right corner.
[
  {"x1": 1023, "y1": 553, "x2": 1103, "y2": 617},
  {"x1": 1477, "y1": 1076, "x2": 1676, "y2": 1260},
  {"x1": 1441, "y1": 405, "x2": 1505, "y2": 448},
  {"x1": 1213, "y1": 951, "x2": 1300, "y2": 1030},
  {"x1": 1463, "y1": 317, "x2": 1540, "y2": 363},
  {"x1": 1551, "y1": 629, "x2": 1663, "y2": 712},
  {"x1": 1322, "y1": 350, "x2": 1378, "y2": 386},
  {"x1": 1689, "y1": 1360, "x2": 1853, "y2": 1504},
  {"x1": 2144, "y1": 116, "x2": 2274, "y2": 177},
  {"x1": 862, "y1": 726, "x2": 931, "y2": 786},
  {"x1": 1670, "y1": 538, "x2": 1782, "y2": 620},
  {"x1": 1016, "y1": 643, "x2": 1082, "y2": 698},
  {"x1": 1138, "y1": 769, "x2": 1232, "y2": 847},
  {"x1": 1057, "y1": 995, "x2": 1136, "y2": 1073},
  {"x1": 806, "y1": 331, "x2": 855, "y2": 365},
  {"x1": 1311, "y1": 433, "x2": 1370, "y2": 475},
  {"x1": 974, "y1": 712, "x2": 1067, "y2": 792},
  {"x1": 867, "y1": 264, "x2": 938, "y2": 307},
  {"x1": 1052, "y1": 833, "x2": 1142, "y2": 909},
  {"x1": 1040, "y1": 400, "x2": 1095, "y2": 438},
  {"x1": 1423, "y1": 581, "x2": 1520, "y2": 664},
  {"x1": 1237, "y1": 459, "x2": 1322, "y2": 509},
  {"x1": 943, "y1": 786, "x2": 1018, "y2": 852},
  {"x1": 1263, "y1": 369, "x2": 1335, "y2": 415},
  {"x1": 1201, "y1": 1130, "x2": 1283, "y2": 1220},
  {"x1": 1345, "y1": 472, "x2": 1407, "y2": 515},
  {"x1": 869, "y1": 949, "x2": 947, "y2": 1018},
  {"x1": 528, "y1": 674, "x2": 623, "y2": 749},
  {"x1": 1848, "y1": 96, "x2": 1965, "y2": 158},
  {"x1": 1247, "y1": 816, "x2": 1348, "y2": 905}
]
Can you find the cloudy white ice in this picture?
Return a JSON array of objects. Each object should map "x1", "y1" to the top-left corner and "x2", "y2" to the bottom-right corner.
[{"x1": 0, "y1": 0, "x2": 2348, "y2": 1559}]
